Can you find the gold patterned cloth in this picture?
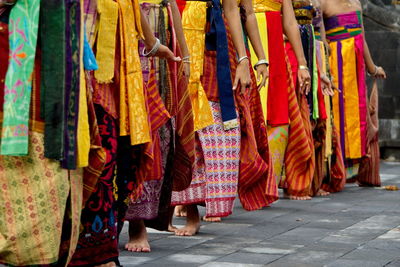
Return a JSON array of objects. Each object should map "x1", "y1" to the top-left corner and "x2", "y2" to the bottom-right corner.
[
  {"x1": 118, "y1": 0, "x2": 151, "y2": 145},
  {"x1": 181, "y1": 2, "x2": 214, "y2": 131},
  {"x1": 253, "y1": 0, "x2": 282, "y2": 13}
]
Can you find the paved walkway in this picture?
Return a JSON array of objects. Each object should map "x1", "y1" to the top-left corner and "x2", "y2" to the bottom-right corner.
[{"x1": 119, "y1": 161, "x2": 400, "y2": 267}]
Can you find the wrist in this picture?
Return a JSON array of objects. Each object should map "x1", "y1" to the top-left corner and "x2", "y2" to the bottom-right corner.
[
  {"x1": 143, "y1": 38, "x2": 160, "y2": 57},
  {"x1": 238, "y1": 56, "x2": 249, "y2": 65}
]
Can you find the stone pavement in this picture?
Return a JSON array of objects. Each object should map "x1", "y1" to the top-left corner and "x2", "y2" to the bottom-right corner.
[{"x1": 119, "y1": 161, "x2": 400, "y2": 267}]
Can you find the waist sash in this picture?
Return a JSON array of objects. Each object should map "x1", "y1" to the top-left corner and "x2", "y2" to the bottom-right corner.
[{"x1": 205, "y1": 0, "x2": 238, "y2": 130}]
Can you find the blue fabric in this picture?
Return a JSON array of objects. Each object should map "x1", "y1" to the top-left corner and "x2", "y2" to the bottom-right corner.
[
  {"x1": 205, "y1": 0, "x2": 237, "y2": 127},
  {"x1": 83, "y1": 25, "x2": 98, "y2": 71}
]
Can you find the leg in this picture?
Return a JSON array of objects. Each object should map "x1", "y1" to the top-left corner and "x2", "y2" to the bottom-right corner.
[
  {"x1": 125, "y1": 219, "x2": 150, "y2": 252},
  {"x1": 174, "y1": 205, "x2": 187, "y2": 217},
  {"x1": 175, "y1": 205, "x2": 200, "y2": 236},
  {"x1": 95, "y1": 262, "x2": 117, "y2": 267},
  {"x1": 316, "y1": 189, "x2": 330, "y2": 196},
  {"x1": 283, "y1": 190, "x2": 312, "y2": 200},
  {"x1": 202, "y1": 216, "x2": 222, "y2": 222},
  {"x1": 168, "y1": 206, "x2": 178, "y2": 232}
]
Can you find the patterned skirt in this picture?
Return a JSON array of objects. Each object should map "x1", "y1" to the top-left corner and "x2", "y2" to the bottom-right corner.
[
  {"x1": 69, "y1": 104, "x2": 119, "y2": 266},
  {"x1": 171, "y1": 101, "x2": 240, "y2": 217}
]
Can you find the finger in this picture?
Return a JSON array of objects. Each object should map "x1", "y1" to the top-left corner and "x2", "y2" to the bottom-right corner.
[
  {"x1": 233, "y1": 77, "x2": 239, "y2": 90},
  {"x1": 257, "y1": 72, "x2": 261, "y2": 83}
]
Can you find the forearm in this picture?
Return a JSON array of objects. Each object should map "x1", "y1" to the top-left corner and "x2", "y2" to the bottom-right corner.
[
  {"x1": 222, "y1": 0, "x2": 247, "y2": 58},
  {"x1": 363, "y1": 37, "x2": 376, "y2": 73},
  {"x1": 282, "y1": 0, "x2": 307, "y2": 66},
  {"x1": 140, "y1": 9, "x2": 157, "y2": 50},
  {"x1": 244, "y1": 12, "x2": 266, "y2": 60},
  {"x1": 170, "y1": 0, "x2": 189, "y2": 57}
]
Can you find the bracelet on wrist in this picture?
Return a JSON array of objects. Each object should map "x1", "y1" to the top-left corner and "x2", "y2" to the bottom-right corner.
[
  {"x1": 254, "y1": 59, "x2": 269, "y2": 70},
  {"x1": 367, "y1": 65, "x2": 378, "y2": 77},
  {"x1": 182, "y1": 56, "x2": 190, "y2": 61},
  {"x1": 142, "y1": 38, "x2": 160, "y2": 57},
  {"x1": 299, "y1": 65, "x2": 309, "y2": 71},
  {"x1": 237, "y1": 56, "x2": 249, "y2": 64}
]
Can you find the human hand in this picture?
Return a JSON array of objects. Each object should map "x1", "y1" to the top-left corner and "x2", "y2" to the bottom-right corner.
[
  {"x1": 255, "y1": 64, "x2": 269, "y2": 91},
  {"x1": 154, "y1": 44, "x2": 181, "y2": 62},
  {"x1": 321, "y1": 74, "x2": 334, "y2": 96},
  {"x1": 374, "y1": 66, "x2": 386, "y2": 79},
  {"x1": 233, "y1": 59, "x2": 251, "y2": 94},
  {"x1": 298, "y1": 68, "x2": 311, "y2": 95}
]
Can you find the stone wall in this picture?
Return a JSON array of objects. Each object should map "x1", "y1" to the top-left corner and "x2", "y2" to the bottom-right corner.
[{"x1": 362, "y1": 0, "x2": 400, "y2": 160}]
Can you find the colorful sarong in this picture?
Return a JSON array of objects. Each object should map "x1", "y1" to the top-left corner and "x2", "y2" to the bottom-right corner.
[
  {"x1": 69, "y1": 104, "x2": 119, "y2": 266},
  {"x1": 0, "y1": 22, "x2": 83, "y2": 265},
  {"x1": 250, "y1": 1, "x2": 290, "y2": 186},
  {"x1": 325, "y1": 11, "x2": 367, "y2": 178},
  {"x1": 171, "y1": 101, "x2": 241, "y2": 217},
  {"x1": 284, "y1": 42, "x2": 315, "y2": 196},
  {"x1": 1, "y1": 0, "x2": 40, "y2": 155}
]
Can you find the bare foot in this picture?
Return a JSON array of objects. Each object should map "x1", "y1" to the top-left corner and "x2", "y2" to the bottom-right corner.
[
  {"x1": 168, "y1": 223, "x2": 178, "y2": 232},
  {"x1": 316, "y1": 189, "x2": 330, "y2": 196},
  {"x1": 202, "y1": 216, "x2": 222, "y2": 222},
  {"x1": 175, "y1": 205, "x2": 200, "y2": 236},
  {"x1": 284, "y1": 192, "x2": 312, "y2": 200},
  {"x1": 95, "y1": 262, "x2": 117, "y2": 267},
  {"x1": 174, "y1": 205, "x2": 187, "y2": 217},
  {"x1": 125, "y1": 220, "x2": 151, "y2": 252}
]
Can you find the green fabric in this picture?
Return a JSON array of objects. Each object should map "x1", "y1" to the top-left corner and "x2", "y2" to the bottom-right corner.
[
  {"x1": 40, "y1": 0, "x2": 66, "y2": 160},
  {"x1": 1, "y1": 0, "x2": 41, "y2": 156},
  {"x1": 311, "y1": 25, "x2": 319, "y2": 120}
]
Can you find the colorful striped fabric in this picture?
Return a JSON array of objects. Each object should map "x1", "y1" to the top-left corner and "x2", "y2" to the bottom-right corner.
[
  {"x1": 284, "y1": 42, "x2": 315, "y2": 197},
  {"x1": 326, "y1": 11, "x2": 367, "y2": 170},
  {"x1": 230, "y1": 23, "x2": 278, "y2": 211}
]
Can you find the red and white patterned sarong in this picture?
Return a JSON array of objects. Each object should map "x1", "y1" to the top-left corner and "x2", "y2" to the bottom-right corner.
[{"x1": 171, "y1": 101, "x2": 240, "y2": 217}]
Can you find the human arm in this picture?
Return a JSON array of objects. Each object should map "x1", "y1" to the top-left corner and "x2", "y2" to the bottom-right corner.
[
  {"x1": 282, "y1": 0, "x2": 311, "y2": 94},
  {"x1": 222, "y1": 0, "x2": 251, "y2": 93},
  {"x1": 361, "y1": 22, "x2": 386, "y2": 79},
  {"x1": 170, "y1": 0, "x2": 190, "y2": 77},
  {"x1": 140, "y1": 8, "x2": 181, "y2": 61},
  {"x1": 240, "y1": 0, "x2": 268, "y2": 90}
]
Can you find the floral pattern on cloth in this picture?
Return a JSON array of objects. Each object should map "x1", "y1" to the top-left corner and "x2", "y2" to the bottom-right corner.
[
  {"x1": 0, "y1": 132, "x2": 71, "y2": 266},
  {"x1": 1, "y1": 0, "x2": 40, "y2": 155},
  {"x1": 171, "y1": 101, "x2": 240, "y2": 217}
]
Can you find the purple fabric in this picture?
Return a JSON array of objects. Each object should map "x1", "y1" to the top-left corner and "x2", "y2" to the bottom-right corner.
[{"x1": 337, "y1": 41, "x2": 346, "y2": 161}]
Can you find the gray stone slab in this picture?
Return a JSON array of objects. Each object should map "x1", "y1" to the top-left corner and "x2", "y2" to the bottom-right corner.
[
  {"x1": 266, "y1": 227, "x2": 334, "y2": 245},
  {"x1": 325, "y1": 259, "x2": 386, "y2": 267},
  {"x1": 341, "y1": 247, "x2": 398, "y2": 263},
  {"x1": 200, "y1": 262, "x2": 264, "y2": 267},
  {"x1": 266, "y1": 258, "x2": 323, "y2": 267},
  {"x1": 119, "y1": 256, "x2": 153, "y2": 266},
  {"x1": 215, "y1": 252, "x2": 282, "y2": 265}
]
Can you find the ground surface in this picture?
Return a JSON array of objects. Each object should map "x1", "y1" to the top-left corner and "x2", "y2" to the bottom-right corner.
[{"x1": 118, "y1": 161, "x2": 400, "y2": 267}]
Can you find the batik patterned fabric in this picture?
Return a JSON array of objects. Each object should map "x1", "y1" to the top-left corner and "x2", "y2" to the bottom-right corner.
[
  {"x1": 171, "y1": 101, "x2": 240, "y2": 217},
  {"x1": 69, "y1": 104, "x2": 119, "y2": 266},
  {"x1": 0, "y1": 132, "x2": 69, "y2": 266},
  {"x1": 325, "y1": 11, "x2": 367, "y2": 178},
  {"x1": 1, "y1": 0, "x2": 40, "y2": 155},
  {"x1": 178, "y1": 1, "x2": 214, "y2": 131},
  {"x1": 267, "y1": 126, "x2": 288, "y2": 186}
]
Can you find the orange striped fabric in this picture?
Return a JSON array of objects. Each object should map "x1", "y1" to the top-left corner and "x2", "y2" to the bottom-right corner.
[
  {"x1": 201, "y1": 49, "x2": 220, "y2": 102},
  {"x1": 321, "y1": 125, "x2": 346, "y2": 192},
  {"x1": 172, "y1": 61, "x2": 196, "y2": 191},
  {"x1": 82, "y1": 77, "x2": 106, "y2": 204},
  {"x1": 130, "y1": 67, "x2": 171, "y2": 200},
  {"x1": 284, "y1": 42, "x2": 315, "y2": 197},
  {"x1": 357, "y1": 81, "x2": 380, "y2": 187},
  {"x1": 311, "y1": 119, "x2": 327, "y2": 196},
  {"x1": 225, "y1": 19, "x2": 278, "y2": 210}
]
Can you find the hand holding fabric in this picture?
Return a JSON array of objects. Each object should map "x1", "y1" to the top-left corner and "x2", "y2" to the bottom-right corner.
[
  {"x1": 298, "y1": 69, "x2": 311, "y2": 95},
  {"x1": 255, "y1": 64, "x2": 269, "y2": 91},
  {"x1": 233, "y1": 59, "x2": 251, "y2": 94}
]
